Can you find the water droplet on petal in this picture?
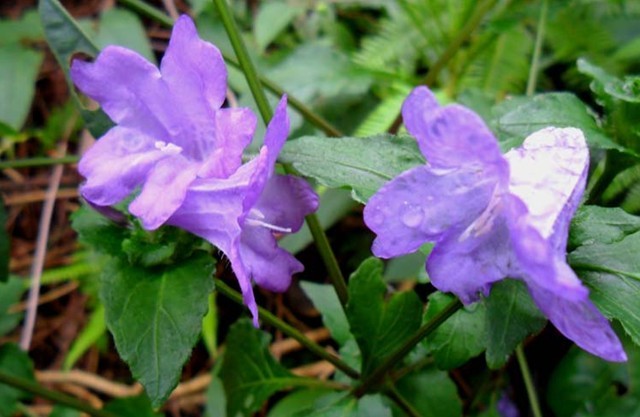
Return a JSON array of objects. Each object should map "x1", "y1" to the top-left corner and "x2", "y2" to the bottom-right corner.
[
  {"x1": 401, "y1": 205, "x2": 424, "y2": 228},
  {"x1": 367, "y1": 207, "x2": 385, "y2": 227}
]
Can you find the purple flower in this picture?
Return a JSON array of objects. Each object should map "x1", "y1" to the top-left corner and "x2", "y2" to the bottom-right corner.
[
  {"x1": 364, "y1": 86, "x2": 626, "y2": 361},
  {"x1": 71, "y1": 15, "x2": 318, "y2": 326}
]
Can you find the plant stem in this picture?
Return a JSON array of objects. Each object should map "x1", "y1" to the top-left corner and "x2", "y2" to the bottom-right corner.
[
  {"x1": 116, "y1": 0, "x2": 343, "y2": 137},
  {"x1": 352, "y1": 298, "x2": 463, "y2": 397},
  {"x1": 211, "y1": 0, "x2": 349, "y2": 308},
  {"x1": 515, "y1": 344, "x2": 543, "y2": 417},
  {"x1": 214, "y1": 278, "x2": 360, "y2": 379},
  {"x1": 389, "y1": 0, "x2": 498, "y2": 133},
  {"x1": 526, "y1": 0, "x2": 549, "y2": 96},
  {"x1": 0, "y1": 371, "x2": 119, "y2": 417},
  {"x1": 0, "y1": 156, "x2": 79, "y2": 170}
]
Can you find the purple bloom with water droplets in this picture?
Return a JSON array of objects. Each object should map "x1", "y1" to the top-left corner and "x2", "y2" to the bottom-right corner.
[
  {"x1": 364, "y1": 86, "x2": 626, "y2": 362},
  {"x1": 71, "y1": 15, "x2": 318, "y2": 326}
]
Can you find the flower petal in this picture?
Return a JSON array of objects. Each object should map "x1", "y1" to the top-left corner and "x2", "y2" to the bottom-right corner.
[
  {"x1": 240, "y1": 226, "x2": 304, "y2": 293},
  {"x1": 426, "y1": 200, "x2": 515, "y2": 304},
  {"x1": 198, "y1": 108, "x2": 257, "y2": 179},
  {"x1": 402, "y1": 86, "x2": 504, "y2": 169},
  {"x1": 161, "y1": 15, "x2": 227, "y2": 113},
  {"x1": 364, "y1": 164, "x2": 502, "y2": 259},
  {"x1": 251, "y1": 174, "x2": 319, "y2": 232},
  {"x1": 527, "y1": 266, "x2": 627, "y2": 362},
  {"x1": 129, "y1": 156, "x2": 198, "y2": 230},
  {"x1": 505, "y1": 127, "x2": 589, "y2": 251},
  {"x1": 71, "y1": 47, "x2": 174, "y2": 142},
  {"x1": 159, "y1": 15, "x2": 227, "y2": 160},
  {"x1": 78, "y1": 126, "x2": 166, "y2": 206}
]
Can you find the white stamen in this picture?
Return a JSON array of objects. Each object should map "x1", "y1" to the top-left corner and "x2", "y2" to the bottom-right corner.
[
  {"x1": 245, "y1": 218, "x2": 292, "y2": 233},
  {"x1": 154, "y1": 141, "x2": 183, "y2": 155}
]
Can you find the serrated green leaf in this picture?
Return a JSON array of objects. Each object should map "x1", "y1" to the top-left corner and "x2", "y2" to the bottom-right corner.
[
  {"x1": 39, "y1": 0, "x2": 113, "y2": 137},
  {"x1": 0, "y1": 343, "x2": 35, "y2": 416},
  {"x1": 569, "y1": 206, "x2": 640, "y2": 248},
  {"x1": 491, "y1": 93, "x2": 628, "y2": 153},
  {"x1": 569, "y1": 207, "x2": 640, "y2": 346},
  {"x1": 268, "y1": 389, "x2": 336, "y2": 417},
  {"x1": 300, "y1": 281, "x2": 350, "y2": 345},
  {"x1": 289, "y1": 393, "x2": 392, "y2": 417},
  {"x1": 220, "y1": 320, "x2": 301, "y2": 417},
  {"x1": 0, "y1": 44, "x2": 43, "y2": 132},
  {"x1": 346, "y1": 258, "x2": 423, "y2": 376},
  {"x1": 71, "y1": 205, "x2": 128, "y2": 257},
  {"x1": 423, "y1": 292, "x2": 486, "y2": 370},
  {"x1": 279, "y1": 134, "x2": 424, "y2": 203},
  {"x1": 94, "y1": 8, "x2": 155, "y2": 63},
  {"x1": 100, "y1": 253, "x2": 215, "y2": 407},
  {"x1": 0, "y1": 278, "x2": 25, "y2": 337},
  {"x1": 0, "y1": 200, "x2": 8, "y2": 283},
  {"x1": 484, "y1": 280, "x2": 546, "y2": 369},
  {"x1": 394, "y1": 367, "x2": 462, "y2": 417}
]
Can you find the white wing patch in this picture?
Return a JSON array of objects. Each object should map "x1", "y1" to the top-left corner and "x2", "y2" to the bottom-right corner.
[{"x1": 504, "y1": 127, "x2": 589, "y2": 239}]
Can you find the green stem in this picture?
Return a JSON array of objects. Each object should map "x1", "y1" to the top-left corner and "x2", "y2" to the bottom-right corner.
[
  {"x1": 116, "y1": 0, "x2": 343, "y2": 137},
  {"x1": 214, "y1": 278, "x2": 360, "y2": 379},
  {"x1": 525, "y1": 0, "x2": 549, "y2": 96},
  {"x1": 211, "y1": 0, "x2": 349, "y2": 308},
  {"x1": 0, "y1": 156, "x2": 79, "y2": 170},
  {"x1": 211, "y1": 0, "x2": 272, "y2": 121},
  {"x1": 0, "y1": 371, "x2": 119, "y2": 417},
  {"x1": 515, "y1": 344, "x2": 543, "y2": 417},
  {"x1": 352, "y1": 299, "x2": 463, "y2": 397}
]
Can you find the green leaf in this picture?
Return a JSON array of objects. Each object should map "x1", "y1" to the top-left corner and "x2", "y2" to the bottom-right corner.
[
  {"x1": 100, "y1": 253, "x2": 215, "y2": 407},
  {"x1": 346, "y1": 258, "x2": 423, "y2": 376},
  {"x1": 484, "y1": 280, "x2": 546, "y2": 369},
  {"x1": 94, "y1": 8, "x2": 155, "y2": 63},
  {"x1": 71, "y1": 205, "x2": 128, "y2": 257},
  {"x1": 49, "y1": 406, "x2": 81, "y2": 417},
  {"x1": 300, "y1": 281, "x2": 351, "y2": 345},
  {"x1": 0, "y1": 343, "x2": 35, "y2": 416},
  {"x1": 254, "y1": 1, "x2": 301, "y2": 53},
  {"x1": 289, "y1": 393, "x2": 392, "y2": 417},
  {"x1": 491, "y1": 93, "x2": 627, "y2": 153},
  {"x1": 0, "y1": 10, "x2": 43, "y2": 46},
  {"x1": 280, "y1": 134, "x2": 424, "y2": 203},
  {"x1": 569, "y1": 206, "x2": 640, "y2": 346},
  {"x1": 394, "y1": 367, "x2": 462, "y2": 417},
  {"x1": 220, "y1": 320, "x2": 301, "y2": 417},
  {"x1": 0, "y1": 200, "x2": 8, "y2": 282},
  {"x1": 204, "y1": 375, "x2": 226, "y2": 417},
  {"x1": 103, "y1": 395, "x2": 162, "y2": 417},
  {"x1": 268, "y1": 389, "x2": 336, "y2": 417},
  {"x1": 63, "y1": 303, "x2": 106, "y2": 370},
  {"x1": 39, "y1": 0, "x2": 113, "y2": 137},
  {"x1": 423, "y1": 292, "x2": 486, "y2": 370},
  {"x1": 0, "y1": 44, "x2": 43, "y2": 131},
  {"x1": 0, "y1": 278, "x2": 26, "y2": 337}
]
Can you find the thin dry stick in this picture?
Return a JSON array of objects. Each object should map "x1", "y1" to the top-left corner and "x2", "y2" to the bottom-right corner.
[
  {"x1": 162, "y1": 0, "x2": 179, "y2": 20},
  {"x1": 4, "y1": 189, "x2": 78, "y2": 206},
  {"x1": 9, "y1": 281, "x2": 79, "y2": 313},
  {"x1": 37, "y1": 370, "x2": 143, "y2": 398},
  {"x1": 19, "y1": 141, "x2": 69, "y2": 350}
]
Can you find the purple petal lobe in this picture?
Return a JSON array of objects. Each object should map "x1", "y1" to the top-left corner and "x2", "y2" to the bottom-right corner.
[
  {"x1": 251, "y1": 174, "x2": 319, "y2": 232},
  {"x1": 426, "y1": 200, "x2": 514, "y2": 304},
  {"x1": 402, "y1": 86, "x2": 504, "y2": 169},
  {"x1": 240, "y1": 226, "x2": 303, "y2": 292},
  {"x1": 161, "y1": 15, "x2": 227, "y2": 111},
  {"x1": 129, "y1": 156, "x2": 198, "y2": 230},
  {"x1": 263, "y1": 96, "x2": 290, "y2": 167},
  {"x1": 528, "y1": 269, "x2": 627, "y2": 362},
  {"x1": 78, "y1": 127, "x2": 166, "y2": 206},
  {"x1": 71, "y1": 47, "x2": 173, "y2": 142},
  {"x1": 198, "y1": 108, "x2": 257, "y2": 179},
  {"x1": 505, "y1": 127, "x2": 589, "y2": 251},
  {"x1": 364, "y1": 164, "x2": 501, "y2": 259}
]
